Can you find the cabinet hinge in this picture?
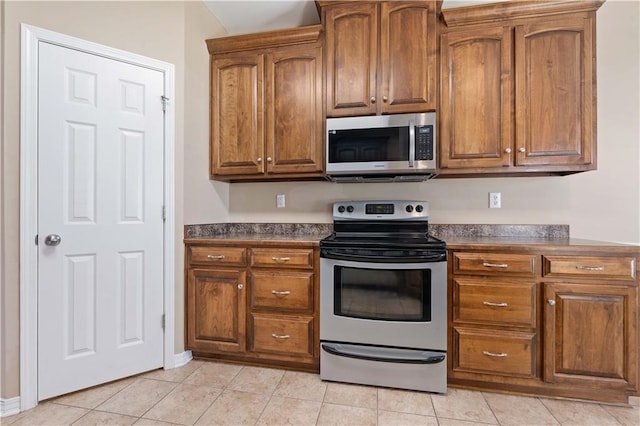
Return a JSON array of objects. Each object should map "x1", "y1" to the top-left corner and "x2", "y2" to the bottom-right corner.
[
  {"x1": 162, "y1": 314, "x2": 165, "y2": 330},
  {"x1": 162, "y1": 205, "x2": 166, "y2": 222},
  {"x1": 161, "y1": 96, "x2": 169, "y2": 113},
  {"x1": 35, "y1": 234, "x2": 39, "y2": 245}
]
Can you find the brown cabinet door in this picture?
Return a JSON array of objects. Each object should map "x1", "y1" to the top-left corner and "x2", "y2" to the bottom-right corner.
[
  {"x1": 210, "y1": 54, "x2": 264, "y2": 176},
  {"x1": 187, "y1": 268, "x2": 247, "y2": 353},
  {"x1": 543, "y1": 282, "x2": 637, "y2": 389},
  {"x1": 380, "y1": 1, "x2": 437, "y2": 114},
  {"x1": 265, "y1": 45, "x2": 324, "y2": 174},
  {"x1": 439, "y1": 26, "x2": 513, "y2": 170},
  {"x1": 325, "y1": 2, "x2": 378, "y2": 117},
  {"x1": 515, "y1": 17, "x2": 595, "y2": 168}
]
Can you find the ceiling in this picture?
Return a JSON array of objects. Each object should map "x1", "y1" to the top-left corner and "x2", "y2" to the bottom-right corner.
[{"x1": 203, "y1": 1, "x2": 503, "y2": 36}]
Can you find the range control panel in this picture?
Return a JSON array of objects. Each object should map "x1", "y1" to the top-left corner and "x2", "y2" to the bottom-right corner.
[{"x1": 333, "y1": 200, "x2": 429, "y2": 220}]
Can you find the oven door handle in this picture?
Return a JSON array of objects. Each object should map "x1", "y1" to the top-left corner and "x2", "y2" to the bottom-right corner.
[
  {"x1": 321, "y1": 343, "x2": 446, "y2": 365},
  {"x1": 321, "y1": 250, "x2": 445, "y2": 263}
]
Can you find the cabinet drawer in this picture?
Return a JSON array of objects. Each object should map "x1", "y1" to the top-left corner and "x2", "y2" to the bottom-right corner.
[
  {"x1": 454, "y1": 327, "x2": 536, "y2": 377},
  {"x1": 250, "y1": 314, "x2": 313, "y2": 357},
  {"x1": 251, "y1": 271, "x2": 313, "y2": 312},
  {"x1": 453, "y1": 278, "x2": 536, "y2": 327},
  {"x1": 453, "y1": 252, "x2": 538, "y2": 276},
  {"x1": 251, "y1": 248, "x2": 313, "y2": 269},
  {"x1": 543, "y1": 256, "x2": 636, "y2": 280},
  {"x1": 189, "y1": 246, "x2": 247, "y2": 266}
]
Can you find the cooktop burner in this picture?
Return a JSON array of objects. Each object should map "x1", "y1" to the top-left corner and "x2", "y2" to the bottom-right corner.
[
  {"x1": 321, "y1": 200, "x2": 446, "y2": 252},
  {"x1": 321, "y1": 234, "x2": 446, "y2": 249}
]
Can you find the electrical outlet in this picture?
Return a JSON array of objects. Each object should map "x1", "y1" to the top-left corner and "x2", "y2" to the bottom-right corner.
[
  {"x1": 489, "y1": 192, "x2": 501, "y2": 209},
  {"x1": 276, "y1": 194, "x2": 286, "y2": 208}
]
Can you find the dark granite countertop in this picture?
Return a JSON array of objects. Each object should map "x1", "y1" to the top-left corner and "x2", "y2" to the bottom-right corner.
[
  {"x1": 183, "y1": 223, "x2": 639, "y2": 251},
  {"x1": 444, "y1": 236, "x2": 640, "y2": 251},
  {"x1": 184, "y1": 233, "x2": 326, "y2": 244}
]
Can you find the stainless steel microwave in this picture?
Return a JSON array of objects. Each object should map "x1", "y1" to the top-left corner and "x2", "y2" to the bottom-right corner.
[{"x1": 326, "y1": 112, "x2": 437, "y2": 183}]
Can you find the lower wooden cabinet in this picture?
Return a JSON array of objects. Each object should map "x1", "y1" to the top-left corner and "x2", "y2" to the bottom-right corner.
[
  {"x1": 449, "y1": 246, "x2": 639, "y2": 404},
  {"x1": 187, "y1": 268, "x2": 247, "y2": 353},
  {"x1": 185, "y1": 240, "x2": 319, "y2": 372}
]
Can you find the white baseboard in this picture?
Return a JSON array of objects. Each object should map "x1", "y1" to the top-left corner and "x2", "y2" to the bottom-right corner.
[
  {"x1": 0, "y1": 397, "x2": 21, "y2": 418},
  {"x1": 174, "y1": 350, "x2": 193, "y2": 368}
]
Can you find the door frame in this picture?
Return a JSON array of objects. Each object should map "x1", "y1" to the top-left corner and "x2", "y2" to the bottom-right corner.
[{"x1": 19, "y1": 24, "x2": 176, "y2": 411}]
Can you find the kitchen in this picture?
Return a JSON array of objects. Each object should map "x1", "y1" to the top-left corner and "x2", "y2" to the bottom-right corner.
[{"x1": 1, "y1": 0, "x2": 639, "y2": 423}]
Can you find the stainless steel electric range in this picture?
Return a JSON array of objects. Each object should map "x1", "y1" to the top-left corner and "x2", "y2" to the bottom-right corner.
[{"x1": 319, "y1": 200, "x2": 448, "y2": 393}]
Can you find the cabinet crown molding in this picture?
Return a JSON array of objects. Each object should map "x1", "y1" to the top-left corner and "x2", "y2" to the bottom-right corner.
[
  {"x1": 206, "y1": 25, "x2": 322, "y2": 55},
  {"x1": 441, "y1": 0, "x2": 605, "y2": 28}
]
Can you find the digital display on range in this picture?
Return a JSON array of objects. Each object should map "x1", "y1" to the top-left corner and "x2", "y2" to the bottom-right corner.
[{"x1": 365, "y1": 203, "x2": 394, "y2": 214}]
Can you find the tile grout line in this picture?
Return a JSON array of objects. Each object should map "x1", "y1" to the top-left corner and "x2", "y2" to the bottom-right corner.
[
  {"x1": 252, "y1": 366, "x2": 288, "y2": 425},
  {"x1": 187, "y1": 361, "x2": 234, "y2": 426},
  {"x1": 479, "y1": 391, "x2": 502, "y2": 426}
]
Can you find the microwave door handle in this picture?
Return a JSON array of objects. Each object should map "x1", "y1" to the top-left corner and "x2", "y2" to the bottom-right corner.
[{"x1": 408, "y1": 120, "x2": 415, "y2": 167}]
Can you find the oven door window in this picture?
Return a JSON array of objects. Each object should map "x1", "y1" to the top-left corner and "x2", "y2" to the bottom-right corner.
[
  {"x1": 333, "y1": 266, "x2": 431, "y2": 321},
  {"x1": 328, "y1": 126, "x2": 409, "y2": 163}
]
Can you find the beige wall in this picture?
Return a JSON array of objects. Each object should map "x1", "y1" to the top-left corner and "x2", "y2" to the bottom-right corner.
[
  {"x1": 227, "y1": 0, "x2": 640, "y2": 245},
  {"x1": 0, "y1": 0, "x2": 225, "y2": 399}
]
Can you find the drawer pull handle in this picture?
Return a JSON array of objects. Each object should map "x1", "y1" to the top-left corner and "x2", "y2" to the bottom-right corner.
[
  {"x1": 482, "y1": 351, "x2": 507, "y2": 358},
  {"x1": 483, "y1": 301, "x2": 508, "y2": 307},
  {"x1": 576, "y1": 265, "x2": 604, "y2": 271},
  {"x1": 271, "y1": 334, "x2": 290, "y2": 340},
  {"x1": 482, "y1": 262, "x2": 508, "y2": 268},
  {"x1": 207, "y1": 255, "x2": 225, "y2": 260},
  {"x1": 271, "y1": 290, "x2": 291, "y2": 296},
  {"x1": 272, "y1": 257, "x2": 291, "y2": 262}
]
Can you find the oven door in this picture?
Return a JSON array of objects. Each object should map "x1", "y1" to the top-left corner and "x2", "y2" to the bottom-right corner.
[{"x1": 320, "y1": 257, "x2": 447, "y2": 351}]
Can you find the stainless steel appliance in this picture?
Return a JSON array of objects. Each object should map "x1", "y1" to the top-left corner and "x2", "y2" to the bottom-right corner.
[
  {"x1": 319, "y1": 200, "x2": 447, "y2": 393},
  {"x1": 325, "y1": 113, "x2": 437, "y2": 182}
]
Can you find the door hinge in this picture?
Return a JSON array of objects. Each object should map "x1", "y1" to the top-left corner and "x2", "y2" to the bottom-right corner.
[
  {"x1": 162, "y1": 314, "x2": 166, "y2": 330},
  {"x1": 162, "y1": 205, "x2": 166, "y2": 222},
  {"x1": 161, "y1": 96, "x2": 169, "y2": 113},
  {"x1": 35, "y1": 234, "x2": 39, "y2": 245}
]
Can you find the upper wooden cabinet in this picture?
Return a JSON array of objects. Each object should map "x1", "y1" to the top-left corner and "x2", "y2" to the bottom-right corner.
[
  {"x1": 439, "y1": 1, "x2": 603, "y2": 176},
  {"x1": 207, "y1": 26, "x2": 324, "y2": 181},
  {"x1": 318, "y1": 1, "x2": 438, "y2": 117}
]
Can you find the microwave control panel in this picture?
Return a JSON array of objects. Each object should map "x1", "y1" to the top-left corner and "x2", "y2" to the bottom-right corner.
[{"x1": 416, "y1": 125, "x2": 433, "y2": 161}]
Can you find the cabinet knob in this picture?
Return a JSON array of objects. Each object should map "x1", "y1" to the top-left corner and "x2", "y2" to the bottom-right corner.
[
  {"x1": 548, "y1": 299, "x2": 556, "y2": 306},
  {"x1": 266, "y1": 157, "x2": 272, "y2": 163},
  {"x1": 238, "y1": 283, "x2": 244, "y2": 290},
  {"x1": 504, "y1": 148, "x2": 512, "y2": 154},
  {"x1": 382, "y1": 95, "x2": 388, "y2": 102},
  {"x1": 257, "y1": 157, "x2": 262, "y2": 163},
  {"x1": 519, "y1": 147, "x2": 526, "y2": 153},
  {"x1": 370, "y1": 96, "x2": 376, "y2": 103}
]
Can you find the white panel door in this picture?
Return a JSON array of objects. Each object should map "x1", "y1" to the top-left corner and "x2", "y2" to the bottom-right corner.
[{"x1": 37, "y1": 41, "x2": 165, "y2": 400}]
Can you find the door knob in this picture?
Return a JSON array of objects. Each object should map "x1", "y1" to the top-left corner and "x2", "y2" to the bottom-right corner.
[
  {"x1": 44, "y1": 234, "x2": 62, "y2": 246},
  {"x1": 548, "y1": 299, "x2": 556, "y2": 306}
]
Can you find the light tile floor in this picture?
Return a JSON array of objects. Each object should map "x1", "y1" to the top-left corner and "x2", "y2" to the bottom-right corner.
[{"x1": 4, "y1": 360, "x2": 639, "y2": 426}]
